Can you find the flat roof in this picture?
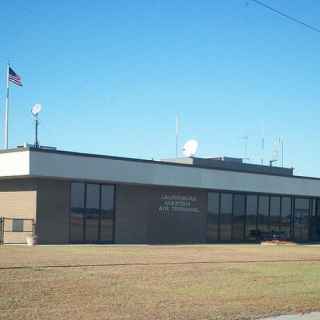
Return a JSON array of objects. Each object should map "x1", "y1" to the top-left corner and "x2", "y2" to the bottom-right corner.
[
  {"x1": 1, "y1": 147, "x2": 320, "y2": 197},
  {"x1": 0, "y1": 145, "x2": 317, "y2": 181}
]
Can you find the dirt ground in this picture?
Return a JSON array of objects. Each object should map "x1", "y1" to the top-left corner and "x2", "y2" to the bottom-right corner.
[{"x1": 0, "y1": 244, "x2": 320, "y2": 320}]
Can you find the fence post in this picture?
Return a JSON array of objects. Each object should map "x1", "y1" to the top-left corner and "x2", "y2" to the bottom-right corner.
[
  {"x1": 0, "y1": 217, "x2": 3, "y2": 245},
  {"x1": 32, "y1": 219, "x2": 36, "y2": 242}
]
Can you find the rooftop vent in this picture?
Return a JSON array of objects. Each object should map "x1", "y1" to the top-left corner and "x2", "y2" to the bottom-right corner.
[{"x1": 17, "y1": 143, "x2": 57, "y2": 151}]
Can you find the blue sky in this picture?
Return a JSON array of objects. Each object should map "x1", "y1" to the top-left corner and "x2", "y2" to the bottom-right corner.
[{"x1": 1, "y1": 0, "x2": 320, "y2": 176}]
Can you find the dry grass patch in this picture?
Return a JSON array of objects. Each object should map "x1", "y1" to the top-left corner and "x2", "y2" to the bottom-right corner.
[{"x1": 0, "y1": 245, "x2": 320, "y2": 320}]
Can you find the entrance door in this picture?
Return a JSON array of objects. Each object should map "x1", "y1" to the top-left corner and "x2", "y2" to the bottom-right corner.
[
  {"x1": 70, "y1": 182, "x2": 115, "y2": 243},
  {"x1": 85, "y1": 184, "x2": 100, "y2": 243},
  {"x1": 100, "y1": 185, "x2": 114, "y2": 243},
  {"x1": 70, "y1": 183, "x2": 85, "y2": 243}
]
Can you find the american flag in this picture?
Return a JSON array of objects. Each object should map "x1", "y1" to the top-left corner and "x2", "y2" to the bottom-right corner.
[{"x1": 8, "y1": 67, "x2": 22, "y2": 86}]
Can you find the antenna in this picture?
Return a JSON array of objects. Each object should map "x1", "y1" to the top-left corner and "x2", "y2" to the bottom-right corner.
[
  {"x1": 31, "y1": 104, "x2": 42, "y2": 148},
  {"x1": 272, "y1": 139, "x2": 279, "y2": 161},
  {"x1": 279, "y1": 137, "x2": 284, "y2": 167},
  {"x1": 270, "y1": 138, "x2": 279, "y2": 167},
  {"x1": 241, "y1": 135, "x2": 249, "y2": 161},
  {"x1": 182, "y1": 139, "x2": 199, "y2": 157}
]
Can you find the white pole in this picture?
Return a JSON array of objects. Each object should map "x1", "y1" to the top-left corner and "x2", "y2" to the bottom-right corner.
[
  {"x1": 175, "y1": 114, "x2": 179, "y2": 158},
  {"x1": 4, "y1": 63, "x2": 9, "y2": 149},
  {"x1": 280, "y1": 137, "x2": 284, "y2": 167}
]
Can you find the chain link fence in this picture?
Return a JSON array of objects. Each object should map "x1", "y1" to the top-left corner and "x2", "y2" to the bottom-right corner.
[{"x1": 0, "y1": 217, "x2": 35, "y2": 244}]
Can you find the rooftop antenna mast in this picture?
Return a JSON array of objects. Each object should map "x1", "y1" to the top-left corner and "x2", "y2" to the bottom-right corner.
[
  {"x1": 270, "y1": 138, "x2": 279, "y2": 167},
  {"x1": 31, "y1": 104, "x2": 42, "y2": 148},
  {"x1": 241, "y1": 135, "x2": 249, "y2": 161},
  {"x1": 279, "y1": 137, "x2": 284, "y2": 167}
]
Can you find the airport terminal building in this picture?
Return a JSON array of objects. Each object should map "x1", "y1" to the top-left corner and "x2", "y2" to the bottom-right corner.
[{"x1": 0, "y1": 146, "x2": 320, "y2": 244}]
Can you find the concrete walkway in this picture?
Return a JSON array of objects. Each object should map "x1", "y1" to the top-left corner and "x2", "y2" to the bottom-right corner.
[{"x1": 261, "y1": 312, "x2": 320, "y2": 320}]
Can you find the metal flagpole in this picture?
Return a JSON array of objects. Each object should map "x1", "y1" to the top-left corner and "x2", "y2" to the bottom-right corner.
[
  {"x1": 4, "y1": 63, "x2": 9, "y2": 149},
  {"x1": 175, "y1": 114, "x2": 179, "y2": 158}
]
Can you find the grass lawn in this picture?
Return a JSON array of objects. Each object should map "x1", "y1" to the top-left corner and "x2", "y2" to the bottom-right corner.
[{"x1": 0, "y1": 244, "x2": 320, "y2": 320}]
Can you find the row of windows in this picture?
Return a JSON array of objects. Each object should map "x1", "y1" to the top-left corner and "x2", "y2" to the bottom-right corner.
[
  {"x1": 70, "y1": 183, "x2": 115, "y2": 243},
  {"x1": 69, "y1": 182, "x2": 320, "y2": 243},
  {"x1": 207, "y1": 192, "x2": 320, "y2": 242}
]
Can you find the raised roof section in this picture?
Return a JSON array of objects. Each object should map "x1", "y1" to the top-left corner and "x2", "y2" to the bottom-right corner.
[{"x1": 161, "y1": 157, "x2": 294, "y2": 177}]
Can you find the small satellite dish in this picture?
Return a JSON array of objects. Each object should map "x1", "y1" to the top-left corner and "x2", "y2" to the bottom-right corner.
[
  {"x1": 183, "y1": 139, "x2": 199, "y2": 157},
  {"x1": 31, "y1": 104, "x2": 42, "y2": 116}
]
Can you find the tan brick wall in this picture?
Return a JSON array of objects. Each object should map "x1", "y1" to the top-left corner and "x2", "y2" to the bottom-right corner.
[
  {"x1": 0, "y1": 191, "x2": 37, "y2": 219},
  {"x1": 0, "y1": 179, "x2": 37, "y2": 244}
]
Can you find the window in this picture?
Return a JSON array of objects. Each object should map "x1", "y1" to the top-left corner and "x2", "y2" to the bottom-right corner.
[
  {"x1": 316, "y1": 199, "x2": 320, "y2": 217},
  {"x1": 294, "y1": 198, "x2": 310, "y2": 241},
  {"x1": 232, "y1": 194, "x2": 245, "y2": 241},
  {"x1": 85, "y1": 184, "x2": 100, "y2": 242},
  {"x1": 258, "y1": 196, "x2": 269, "y2": 234},
  {"x1": 12, "y1": 219, "x2": 24, "y2": 232},
  {"x1": 270, "y1": 196, "x2": 281, "y2": 232},
  {"x1": 100, "y1": 185, "x2": 114, "y2": 242},
  {"x1": 71, "y1": 182, "x2": 85, "y2": 211},
  {"x1": 220, "y1": 193, "x2": 232, "y2": 241},
  {"x1": 281, "y1": 197, "x2": 291, "y2": 239},
  {"x1": 246, "y1": 195, "x2": 258, "y2": 240},
  {"x1": 86, "y1": 184, "x2": 100, "y2": 212},
  {"x1": 70, "y1": 183, "x2": 85, "y2": 242},
  {"x1": 310, "y1": 199, "x2": 320, "y2": 241},
  {"x1": 207, "y1": 192, "x2": 219, "y2": 242}
]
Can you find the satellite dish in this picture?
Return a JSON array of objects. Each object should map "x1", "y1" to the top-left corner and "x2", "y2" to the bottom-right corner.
[
  {"x1": 183, "y1": 139, "x2": 199, "y2": 157},
  {"x1": 31, "y1": 104, "x2": 42, "y2": 116}
]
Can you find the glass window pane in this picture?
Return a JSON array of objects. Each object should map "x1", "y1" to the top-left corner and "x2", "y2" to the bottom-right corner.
[
  {"x1": 12, "y1": 219, "x2": 24, "y2": 232},
  {"x1": 311, "y1": 199, "x2": 316, "y2": 217},
  {"x1": 70, "y1": 183, "x2": 85, "y2": 242},
  {"x1": 258, "y1": 196, "x2": 269, "y2": 235},
  {"x1": 71, "y1": 183, "x2": 85, "y2": 211},
  {"x1": 246, "y1": 195, "x2": 257, "y2": 240},
  {"x1": 294, "y1": 198, "x2": 310, "y2": 241},
  {"x1": 281, "y1": 197, "x2": 291, "y2": 239},
  {"x1": 220, "y1": 193, "x2": 232, "y2": 241},
  {"x1": 208, "y1": 192, "x2": 219, "y2": 213},
  {"x1": 270, "y1": 197, "x2": 280, "y2": 216},
  {"x1": 86, "y1": 184, "x2": 100, "y2": 211},
  {"x1": 312, "y1": 199, "x2": 320, "y2": 241},
  {"x1": 232, "y1": 194, "x2": 245, "y2": 241},
  {"x1": 270, "y1": 196, "x2": 281, "y2": 233},
  {"x1": 85, "y1": 184, "x2": 100, "y2": 242},
  {"x1": 101, "y1": 185, "x2": 114, "y2": 242},
  {"x1": 317, "y1": 199, "x2": 320, "y2": 216},
  {"x1": 207, "y1": 192, "x2": 219, "y2": 242},
  {"x1": 101, "y1": 185, "x2": 114, "y2": 212},
  {"x1": 310, "y1": 199, "x2": 320, "y2": 241}
]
